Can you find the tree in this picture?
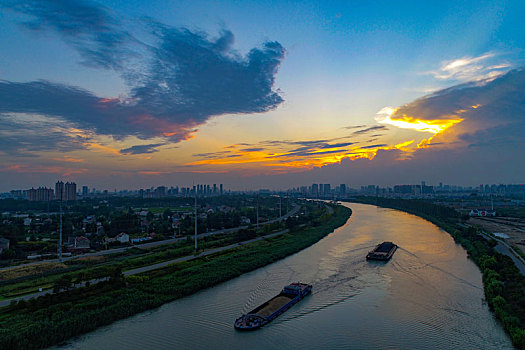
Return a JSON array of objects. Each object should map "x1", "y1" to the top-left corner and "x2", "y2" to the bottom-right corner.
[
  {"x1": 0, "y1": 248, "x2": 16, "y2": 260},
  {"x1": 53, "y1": 275, "x2": 72, "y2": 293},
  {"x1": 163, "y1": 208, "x2": 173, "y2": 220}
]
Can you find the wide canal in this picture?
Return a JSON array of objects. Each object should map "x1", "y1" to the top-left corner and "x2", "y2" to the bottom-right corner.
[{"x1": 60, "y1": 203, "x2": 512, "y2": 349}]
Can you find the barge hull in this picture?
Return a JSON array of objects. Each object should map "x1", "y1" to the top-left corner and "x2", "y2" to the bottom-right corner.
[
  {"x1": 234, "y1": 283, "x2": 312, "y2": 330},
  {"x1": 366, "y1": 242, "x2": 397, "y2": 261}
]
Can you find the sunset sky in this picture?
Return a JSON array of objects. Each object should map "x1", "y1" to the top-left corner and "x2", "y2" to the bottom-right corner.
[{"x1": 1, "y1": 0, "x2": 525, "y2": 191}]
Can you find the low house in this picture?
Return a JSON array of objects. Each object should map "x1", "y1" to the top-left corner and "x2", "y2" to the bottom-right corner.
[
  {"x1": 74, "y1": 236, "x2": 90, "y2": 249},
  {"x1": 0, "y1": 238, "x2": 9, "y2": 254},
  {"x1": 469, "y1": 209, "x2": 496, "y2": 217},
  {"x1": 115, "y1": 232, "x2": 130, "y2": 243}
]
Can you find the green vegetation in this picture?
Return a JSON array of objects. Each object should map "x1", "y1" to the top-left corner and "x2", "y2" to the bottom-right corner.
[
  {"x1": 497, "y1": 207, "x2": 525, "y2": 219},
  {"x1": 0, "y1": 194, "x2": 287, "y2": 264},
  {"x1": 0, "y1": 225, "x2": 279, "y2": 299},
  {"x1": 0, "y1": 204, "x2": 351, "y2": 350},
  {"x1": 354, "y1": 197, "x2": 525, "y2": 349}
]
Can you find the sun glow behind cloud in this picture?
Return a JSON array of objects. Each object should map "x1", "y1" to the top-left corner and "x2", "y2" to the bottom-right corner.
[{"x1": 375, "y1": 107, "x2": 463, "y2": 134}]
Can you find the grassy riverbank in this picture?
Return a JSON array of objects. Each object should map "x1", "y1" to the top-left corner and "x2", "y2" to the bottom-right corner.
[
  {"x1": 0, "y1": 204, "x2": 351, "y2": 350},
  {"x1": 351, "y1": 197, "x2": 525, "y2": 349}
]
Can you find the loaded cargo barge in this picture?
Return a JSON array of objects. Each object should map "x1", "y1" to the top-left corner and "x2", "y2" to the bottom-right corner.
[
  {"x1": 234, "y1": 282, "x2": 312, "y2": 330},
  {"x1": 366, "y1": 241, "x2": 397, "y2": 261}
]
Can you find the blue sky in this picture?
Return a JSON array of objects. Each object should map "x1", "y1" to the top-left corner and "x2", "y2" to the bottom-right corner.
[{"x1": 0, "y1": 0, "x2": 524, "y2": 190}]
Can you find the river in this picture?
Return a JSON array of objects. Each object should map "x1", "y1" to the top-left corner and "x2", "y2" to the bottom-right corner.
[{"x1": 60, "y1": 203, "x2": 512, "y2": 349}]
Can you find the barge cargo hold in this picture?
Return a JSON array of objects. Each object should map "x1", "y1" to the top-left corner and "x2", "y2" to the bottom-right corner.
[
  {"x1": 366, "y1": 241, "x2": 397, "y2": 261},
  {"x1": 234, "y1": 282, "x2": 312, "y2": 330}
]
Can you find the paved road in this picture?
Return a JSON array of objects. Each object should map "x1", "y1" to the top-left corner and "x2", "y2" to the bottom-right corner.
[
  {"x1": 479, "y1": 230, "x2": 525, "y2": 275},
  {"x1": 0, "y1": 228, "x2": 294, "y2": 307},
  {"x1": 0, "y1": 204, "x2": 300, "y2": 272}
]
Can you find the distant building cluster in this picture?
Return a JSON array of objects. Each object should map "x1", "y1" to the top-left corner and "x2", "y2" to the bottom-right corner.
[
  {"x1": 138, "y1": 184, "x2": 224, "y2": 198},
  {"x1": 21, "y1": 181, "x2": 77, "y2": 201},
  {"x1": 284, "y1": 184, "x2": 347, "y2": 198},
  {"x1": 4, "y1": 181, "x2": 227, "y2": 201},
  {"x1": 281, "y1": 181, "x2": 525, "y2": 201}
]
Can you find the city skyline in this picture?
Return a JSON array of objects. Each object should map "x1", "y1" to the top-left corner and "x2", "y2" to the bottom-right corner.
[{"x1": 1, "y1": 0, "x2": 525, "y2": 191}]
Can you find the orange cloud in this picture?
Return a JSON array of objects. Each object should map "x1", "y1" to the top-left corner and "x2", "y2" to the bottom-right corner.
[
  {"x1": 52, "y1": 157, "x2": 85, "y2": 163},
  {"x1": 84, "y1": 142, "x2": 121, "y2": 155}
]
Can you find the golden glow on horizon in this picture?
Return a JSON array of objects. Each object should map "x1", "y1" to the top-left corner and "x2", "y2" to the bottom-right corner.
[{"x1": 377, "y1": 113, "x2": 463, "y2": 134}]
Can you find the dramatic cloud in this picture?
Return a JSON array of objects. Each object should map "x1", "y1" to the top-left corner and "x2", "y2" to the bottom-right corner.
[
  {"x1": 388, "y1": 68, "x2": 525, "y2": 148},
  {"x1": 3, "y1": 0, "x2": 133, "y2": 70},
  {"x1": 131, "y1": 25, "x2": 285, "y2": 122},
  {"x1": 0, "y1": 0, "x2": 285, "y2": 148},
  {"x1": 0, "y1": 113, "x2": 90, "y2": 156},
  {"x1": 188, "y1": 68, "x2": 525, "y2": 183},
  {"x1": 291, "y1": 68, "x2": 525, "y2": 186}
]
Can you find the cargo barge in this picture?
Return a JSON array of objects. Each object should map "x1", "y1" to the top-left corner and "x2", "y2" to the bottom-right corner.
[
  {"x1": 234, "y1": 282, "x2": 312, "y2": 330},
  {"x1": 366, "y1": 241, "x2": 397, "y2": 261}
]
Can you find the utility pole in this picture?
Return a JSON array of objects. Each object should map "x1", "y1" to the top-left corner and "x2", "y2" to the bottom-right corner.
[
  {"x1": 194, "y1": 186, "x2": 198, "y2": 253},
  {"x1": 279, "y1": 195, "x2": 282, "y2": 221},
  {"x1": 58, "y1": 200, "x2": 63, "y2": 262}
]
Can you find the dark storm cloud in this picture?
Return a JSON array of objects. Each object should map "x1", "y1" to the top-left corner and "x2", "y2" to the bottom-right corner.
[
  {"x1": 130, "y1": 24, "x2": 285, "y2": 121},
  {"x1": 119, "y1": 143, "x2": 165, "y2": 155},
  {"x1": 0, "y1": 80, "x2": 195, "y2": 141},
  {"x1": 0, "y1": 0, "x2": 286, "y2": 147},
  {"x1": 3, "y1": 0, "x2": 132, "y2": 70},
  {"x1": 393, "y1": 68, "x2": 525, "y2": 123}
]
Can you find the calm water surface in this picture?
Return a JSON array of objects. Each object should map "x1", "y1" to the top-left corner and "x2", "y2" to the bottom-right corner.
[{"x1": 60, "y1": 203, "x2": 512, "y2": 349}]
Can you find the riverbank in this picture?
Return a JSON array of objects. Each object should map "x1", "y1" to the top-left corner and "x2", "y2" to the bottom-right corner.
[
  {"x1": 0, "y1": 204, "x2": 351, "y2": 350},
  {"x1": 350, "y1": 197, "x2": 525, "y2": 349}
]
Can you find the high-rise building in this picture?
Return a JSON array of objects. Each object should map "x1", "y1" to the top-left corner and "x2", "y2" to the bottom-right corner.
[
  {"x1": 82, "y1": 186, "x2": 89, "y2": 197},
  {"x1": 55, "y1": 181, "x2": 64, "y2": 201},
  {"x1": 323, "y1": 184, "x2": 331, "y2": 195},
  {"x1": 156, "y1": 186, "x2": 166, "y2": 197},
  {"x1": 28, "y1": 187, "x2": 54, "y2": 201},
  {"x1": 213, "y1": 184, "x2": 217, "y2": 194},
  {"x1": 340, "y1": 184, "x2": 346, "y2": 194},
  {"x1": 220, "y1": 184, "x2": 223, "y2": 195},
  {"x1": 311, "y1": 183, "x2": 319, "y2": 196},
  {"x1": 64, "y1": 182, "x2": 77, "y2": 201}
]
